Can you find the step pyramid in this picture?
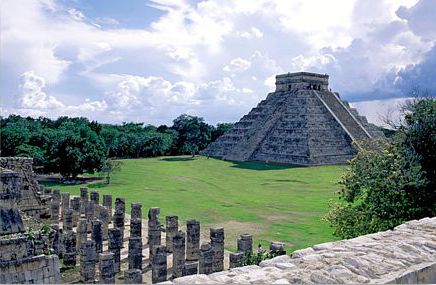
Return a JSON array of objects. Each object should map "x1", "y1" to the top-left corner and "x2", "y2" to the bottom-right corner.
[{"x1": 202, "y1": 72, "x2": 385, "y2": 165}]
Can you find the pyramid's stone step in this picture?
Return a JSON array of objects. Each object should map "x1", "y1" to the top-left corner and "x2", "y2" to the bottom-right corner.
[{"x1": 315, "y1": 91, "x2": 371, "y2": 141}]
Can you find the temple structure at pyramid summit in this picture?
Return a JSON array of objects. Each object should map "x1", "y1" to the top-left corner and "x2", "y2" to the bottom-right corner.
[{"x1": 202, "y1": 72, "x2": 385, "y2": 165}]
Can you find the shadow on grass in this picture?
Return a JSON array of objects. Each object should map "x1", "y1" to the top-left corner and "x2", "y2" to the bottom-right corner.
[
  {"x1": 160, "y1": 157, "x2": 196, "y2": 162},
  {"x1": 229, "y1": 160, "x2": 301, "y2": 171}
]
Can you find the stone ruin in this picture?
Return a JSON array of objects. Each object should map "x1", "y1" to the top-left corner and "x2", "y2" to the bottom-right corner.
[
  {"x1": 203, "y1": 72, "x2": 385, "y2": 165},
  {"x1": 0, "y1": 157, "x2": 50, "y2": 217},
  {"x1": 1, "y1": 157, "x2": 435, "y2": 284},
  {"x1": 1, "y1": 158, "x2": 61, "y2": 283},
  {"x1": 164, "y1": 217, "x2": 436, "y2": 284}
]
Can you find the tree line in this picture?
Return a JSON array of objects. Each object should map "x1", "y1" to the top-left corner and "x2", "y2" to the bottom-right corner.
[{"x1": 0, "y1": 114, "x2": 232, "y2": 178}]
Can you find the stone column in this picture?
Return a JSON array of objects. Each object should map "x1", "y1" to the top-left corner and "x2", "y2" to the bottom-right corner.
[
  {"x1": 80, "y1": 187, "x2": 88, "y2": 215},
  {"x1": 63, "y1": 208, "x2": 74, "y2": 233},
  {"x1": 77, "y1": 218, "x2": 87, "y2": 252},
  {"x1": 103, "y1": 194, "x2": 112, "y2": 221},
  {"x1": 131, "y1": 202, "x2": 142, "y2": 220},
  {"x1": 80, "y1": 240, "x2": 97, "y2": 283},
  {"x1": 269, "y1": 242, "x2": 286, "y2": 255},
  {"x1": 99, "y1": 205, "x2": 110, "y2": 241},
  {"x1": 124, "y1": 269, "x2": 142, "y2": 284},
  {"x1": 165, "y1": 215, "x2": 178, "y2": 253},
  {"x1": 210, "y1": 227, "x2": 224, "y2": 272},
  {"x1": 50, "y1": 199, "x2": 60, "y2": 225},
  {"x1": 99, "y1": 252, "x2": 115, "y2": 284},
  {"x1": 151, "y1": 245, "x2": 167, "y2": 284},
  {"x1": 186, "y1": 220, "x2": 200, "y2": 261},
  {"x1": 51, "y1": 224, "x2": 62, "y2": 257},
  {"x1": 91, "y1": 219, "x2": 103, "y2": 254},
  {"x1": 229, "y1": 252, "x2": 244, "y2": 268},
  {"x1": 108, "y1": 228, "x2": 122, "y2": 273},
  {"x1": 113, "y1": 198, "x2": 125, "y2": 241},
  {"x1": 199, "y1": 243, "x2": 214, "y2": 275},
  {"x1": 148, "y1": 207, "x2": 161, "y2": 261},
  {"x1": 52, "y1": 189, "x2": 61, "y2": 203},
  {"x1": 172, "y1": 230, "x2": 185, "y2": 278},
  {"x1": 71, "y1": 197, "x2": 81, "y2": 227},
  {"x1": 183, "y1": 261, "x2": 198, "y2": 276},
  {"x1": 90, "y1": 190, "x2": 100, "y2": 205},
  {"x1": 61, "y1": 192, "x2": 70, "y2": 220},
  {"x1": 130, "y1": 218, "x2": 142, "y2": 238},
  {"x1": 63, "y1": 230, "x2": 77, "y2": 267},
  {"x1": 237, "y1": 234, "x2": 253, "y2": 254},
  {"x1": 128, "y1": 236, "x2": 143, "y2": 271},
  {"x1": 85, "y1": 200, "x2": 95, "y2": 233}
]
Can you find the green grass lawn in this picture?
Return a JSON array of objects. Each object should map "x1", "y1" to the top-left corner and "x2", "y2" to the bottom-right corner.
[{"x1": 44, "y1": 156, "x2": 346, "y2": 252}]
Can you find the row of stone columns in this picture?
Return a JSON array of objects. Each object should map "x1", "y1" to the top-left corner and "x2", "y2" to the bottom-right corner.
[{"x1": 49, "y1": 188, "x2": 271, "y2": 284}]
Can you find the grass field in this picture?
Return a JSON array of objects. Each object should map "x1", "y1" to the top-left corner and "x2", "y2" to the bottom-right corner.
[{"x1": 45, "y1": 156, "x2": 346, "y2": 252}]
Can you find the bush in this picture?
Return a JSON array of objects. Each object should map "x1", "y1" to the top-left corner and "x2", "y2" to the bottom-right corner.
[{"x1": 325, "y1": 98, "x2": 436, "y2": 239}]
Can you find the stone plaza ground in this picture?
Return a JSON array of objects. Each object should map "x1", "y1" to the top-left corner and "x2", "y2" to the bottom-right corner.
[{"x1": 44, "y1": 155, "x2": 346, "y2": 253}]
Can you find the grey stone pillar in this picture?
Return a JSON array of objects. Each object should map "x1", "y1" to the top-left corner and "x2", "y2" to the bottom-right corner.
[
  {"x1": 103, "y1": 194, "x2": 112, "y2": 221},
  {"x1": 108, "y1": 227, "x2": 122, "y2": 273},
  {"x1": 210, "y1": 227, "x2": 224, "y2": 272},
  {"x1": 63, "y1": 230, "x2": 77, "y2": 267},
  {"x1": 186, "y1": 220, "x2": 200, "y2": 261},
  {"x1": 128, "y1": 236, "x2": 143, "y2": 270},
  {"x1": 113, "y1": 197, "x2": 125, "y2": 241},
  {"x1": 165, "y1": 215, "x2": 178, "y2": 253},
  {"x1": 130, "y1": 218, "x2": 142, "y2": 238},
  {"x1": 148, "y1": 207, "x2": 161, "y2": 261},
  {"x1": 50, "y1": 199, "x2": 60, "y2": 225},
  {"x1": 172, "y1": 230, "x2": 185, "y2": 278},
  {"x1": 51, "y1": 224, "x2": 62, "y2": 256},
  {"x1": 61, "y1": 192, "x2": 70, "y2": 220},
  {"x1": 91, "y1": 219, "x2": 103, "y2": 254},
  {"x1": 124, "y1": 269, "x2": 142, "y2": 284},
  {"x1": 80, "y1": 240, "x2": 97, "y2": 283},
  {"x1": 85, "y1": 200, "x2": 95, "y2": 221},
  {"x1": 99, "y1": 205, "x2": 110, "y2": 241},
  {"x1": 71, "y1": 197, "x2": 81, "y2": 227},
  {"x1": 131, "y1": 202, "x2": 142, "y2": 220},
  {"x1": 63, "y1": 208, "x2": 74, "y2": 232},
  {"x1": 99, "y1": 252, "x2": 115, "y2": 284},
  {"x1": 90, "y1": 190, "x2": 100, "y2": 205},
  {"x1": 85, "y1": 200, "x2": 95, "y2": 233},
  {"x1": 237, "y1": 234, "x2": 253, "y2": 254},
  {"x1": 80, "y1": 187, "x2": 88, "y2": 215},
  {"x1": 77, "y1": 218, "x2": 87, "y2": 252},
  {"x1": 183, "y1": 261, "x2": 198, "y2": 276},
  {"x1": 151, "y1": 245, "x2": 167, "y2": 284},
  {"x1": 52, "y1": 189, "x2": 61, "y2": 203},
  {"x1": 199, "y1": 243, "x2": 214, "y2": 275},
  {"x1": 269, "y1": 242, "x2": 286, "y2": 255},
  {"x1": 229, "y1": 252, "x2": 244, "y2": 268}
]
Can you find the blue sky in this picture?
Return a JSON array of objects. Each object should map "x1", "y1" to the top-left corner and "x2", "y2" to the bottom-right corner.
[{"x1": 1, "y1": 0, "x2": 435, "y2": 126}]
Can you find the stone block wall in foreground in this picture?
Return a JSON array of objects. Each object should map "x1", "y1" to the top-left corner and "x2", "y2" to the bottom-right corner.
[{"x1": 162, "y1": 217, "x2": 436, "y2": 284}]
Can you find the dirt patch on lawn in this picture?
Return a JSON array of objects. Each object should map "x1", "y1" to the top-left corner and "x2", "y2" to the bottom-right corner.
[{"x1": 169, "y1": 176, "x2": 191, "y2": 182}]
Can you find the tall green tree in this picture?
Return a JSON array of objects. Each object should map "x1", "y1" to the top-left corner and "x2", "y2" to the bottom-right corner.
[
  {"x1": 326, "y1": 97, "x2": 436, "y2": 239},
  {"x1": 171, "y1": 114, "x2": 212, "y2": 156}
]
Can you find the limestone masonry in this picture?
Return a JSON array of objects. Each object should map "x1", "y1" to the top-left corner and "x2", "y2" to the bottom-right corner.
[
  {"x1": 162, "y1": 217, "x2": 436, "y2": 284},
  {"x1": 203, "y1": 72, "x2": 385, "y2": 165}
]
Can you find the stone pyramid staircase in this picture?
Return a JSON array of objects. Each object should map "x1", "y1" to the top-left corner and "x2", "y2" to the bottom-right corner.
[{"x1": 314, "y1": 90, "x2": 371, "y2": 141}]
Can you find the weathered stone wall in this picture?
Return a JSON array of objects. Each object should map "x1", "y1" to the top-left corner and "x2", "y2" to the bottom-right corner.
[
  {"x1": 0, "y1": 157, "x2": 49, "y2": 217},
  {"x1": 0, "y1": 236, "x2": 61, "y2": 284},
  {"x1": 0, "y1": 169, "x2": 25, "y2": 235},
  {"x1": 163, "y1": 217, "x2": 436, "y2": 284},
  {"x1": 0, "y1": 254, "x2": 61, "y2": 284}
]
